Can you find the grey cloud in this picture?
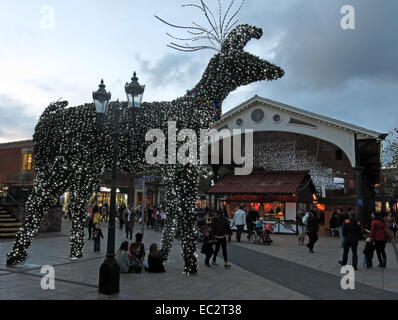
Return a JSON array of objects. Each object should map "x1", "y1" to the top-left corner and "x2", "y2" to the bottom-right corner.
[
  {"x1": 133, "y1": 51, "x2": 209, "y2": 91},
  {"x1": 0, "y1": 95, "x2": 37, "y2": 140},
  {"x1": 241, "y1": 0, "x2": 398, "y2": 90}
]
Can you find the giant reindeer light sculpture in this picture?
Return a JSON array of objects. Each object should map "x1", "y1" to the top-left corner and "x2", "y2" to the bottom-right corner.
[{"x1": 7, "y1": 0, "x2": 284, "y2": 274}]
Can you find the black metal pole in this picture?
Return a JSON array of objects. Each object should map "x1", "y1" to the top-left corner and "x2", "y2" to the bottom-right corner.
[{"x1": 99, "y1": 102, "x2": 121, "y2": 295}]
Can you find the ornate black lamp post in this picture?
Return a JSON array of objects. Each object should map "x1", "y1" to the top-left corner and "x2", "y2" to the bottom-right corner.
[{"x1": 93, "y1": 72, "x2": 145, "y2": 295}]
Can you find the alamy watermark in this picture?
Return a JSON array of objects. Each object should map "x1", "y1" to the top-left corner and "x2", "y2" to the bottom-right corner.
[
  {"x1": 340, "y1": 5, "x2": 355, "y2": 30},
  {"x1": 40, "y1": 265, "x2": 55, "y2": 290},
  {"x1": 40, "y1": 5, "x2": 55, "y2": 30},
  {"x1": 340, "y1": 265, "x2": 355, "y2": 290},
  {"x1": 145, "y1": 122, "x2": 253, "y2": 175}
]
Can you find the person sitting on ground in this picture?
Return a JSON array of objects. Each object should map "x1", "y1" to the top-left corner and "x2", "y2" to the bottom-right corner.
[
  {"x1": 144, "y1": 243, "x2": 165, "y2": 273},
  {"x1": 129, "y1": 233, "x2": 145, "y2": 273},
  {"x1": 115, "y1": 241, "x2": 131, "y2": 273}
]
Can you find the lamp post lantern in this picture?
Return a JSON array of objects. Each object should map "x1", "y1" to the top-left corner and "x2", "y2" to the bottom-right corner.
[
  {"x1": 92, "y1": 79, "x2": 111, "y2": 114},
  {"x1": 94, "y1": 73, "x2": 145, "y2": 295},
  {"x1": 125, "y1": 71, "x2": 145, "y2": 108}
]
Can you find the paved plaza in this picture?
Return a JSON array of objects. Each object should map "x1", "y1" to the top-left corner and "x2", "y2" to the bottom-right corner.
[{"x1": 0, "y1": 220, "x2": 397, "y2": 300}]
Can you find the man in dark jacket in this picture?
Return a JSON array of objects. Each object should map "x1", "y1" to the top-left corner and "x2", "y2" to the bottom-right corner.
[
  {"x1": 337, "y1": 208, "x2": 349, "y2": 246},
  {"x1": 339, "y1": 212, "x2": 361, "y2": 270},
  {"x1": 306, "y1": 207, "x2": 319, "y2": 253},
  {"x1": 246, "y1": 207, "x2": 259, "y2": 242}
]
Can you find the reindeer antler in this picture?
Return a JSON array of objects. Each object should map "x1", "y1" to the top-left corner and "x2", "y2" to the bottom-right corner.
[{"x1": 155, "y1": 0, "x2": 246, "y2": 52}]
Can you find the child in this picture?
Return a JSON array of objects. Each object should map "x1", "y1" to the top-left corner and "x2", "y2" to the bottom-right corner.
[
  {"x1": 363, "y1": 237, "x2": 375, "y2": 268},
  {"x1": 93, "y1": 223, "x2": 104, "y2": 252},
  {"x1": 198, "y1": 220, "x2": 215, "y2": 267}
]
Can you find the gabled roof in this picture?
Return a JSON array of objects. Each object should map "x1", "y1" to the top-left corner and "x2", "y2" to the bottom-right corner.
[
  {"x1": 216, "y1": 95, "x2": 387, "y2": 140},
  {"x1": 207, "y1": 170, "x2": 315, "y2": 195}
]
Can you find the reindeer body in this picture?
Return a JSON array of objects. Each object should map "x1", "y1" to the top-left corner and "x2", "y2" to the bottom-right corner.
[{"x1": 7, "y1": 25, "x2": 284, "y2": 273}]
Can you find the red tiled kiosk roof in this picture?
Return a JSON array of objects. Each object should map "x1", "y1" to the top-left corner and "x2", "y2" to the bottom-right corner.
[{"x1": 207, "y1": 171, "x2": 313, "y2": 195}]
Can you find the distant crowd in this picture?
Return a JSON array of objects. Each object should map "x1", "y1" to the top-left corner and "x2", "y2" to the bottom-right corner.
[{"x1": 86, "y1": 201, "x2": 165, "y2": 274}]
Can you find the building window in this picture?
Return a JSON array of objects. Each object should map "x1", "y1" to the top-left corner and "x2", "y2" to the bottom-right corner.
[
  {"x1": 349, "y1": 179, "x2": 355, "y2": 189},
  {"x1": 22, "y1": 153, "x2": 33, "y2": 171},
  {"x1": 251, "y1": 109, "x2": 265, "y2": 123},
  {"x1": 273, "y1": 114, "x2": 281, "y2": 123}
]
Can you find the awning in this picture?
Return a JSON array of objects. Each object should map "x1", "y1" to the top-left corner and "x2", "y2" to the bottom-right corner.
[{"x1": 207, "y1": 171, "x2": 314, "y2": 195}]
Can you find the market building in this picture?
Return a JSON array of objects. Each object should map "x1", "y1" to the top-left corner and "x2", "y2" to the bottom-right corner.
[
  {"x1": 207, "y1": 96, "x2": 387, "y2": 229},
  {"x1": 0, "y1": 140, "x2": 165, "y2": 212}
]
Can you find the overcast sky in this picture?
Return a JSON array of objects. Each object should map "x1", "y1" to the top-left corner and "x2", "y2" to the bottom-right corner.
[{"x1": 0, "y1": 0, "x2": 397, "y2": 143}]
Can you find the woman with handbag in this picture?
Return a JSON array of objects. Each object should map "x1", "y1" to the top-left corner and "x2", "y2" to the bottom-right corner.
[{"x1": 370, "y1": 212, "x2": 389, "y2": 268}]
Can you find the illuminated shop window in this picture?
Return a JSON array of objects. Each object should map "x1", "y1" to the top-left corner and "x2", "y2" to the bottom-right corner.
[{"x1": 22, "y1": 153, "x2": 33, "y2": 171}]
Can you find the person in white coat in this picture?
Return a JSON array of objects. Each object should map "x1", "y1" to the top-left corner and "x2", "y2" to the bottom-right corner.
[{"x1": 232, "y1": 206, "x2": 246, "y2": 242}]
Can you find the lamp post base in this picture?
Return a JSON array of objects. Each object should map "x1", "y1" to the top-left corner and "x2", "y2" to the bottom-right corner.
[{"x1": 99, "y1": 257, "x2": 120, "y2": 295}]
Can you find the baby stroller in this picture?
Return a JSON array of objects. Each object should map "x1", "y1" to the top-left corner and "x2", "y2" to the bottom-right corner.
[{"x1": 361, "y1": 227, "x2": 371, "y2": 241}]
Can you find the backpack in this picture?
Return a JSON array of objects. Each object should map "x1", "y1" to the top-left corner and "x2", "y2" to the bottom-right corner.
[{"x1": 302, "y1": 212, "x2": 310, "y2": 225}]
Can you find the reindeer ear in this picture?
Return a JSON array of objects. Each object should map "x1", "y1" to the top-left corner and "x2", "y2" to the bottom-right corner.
[{"x1": 221, "y1": 24, "x2": 263, "y2": 54}]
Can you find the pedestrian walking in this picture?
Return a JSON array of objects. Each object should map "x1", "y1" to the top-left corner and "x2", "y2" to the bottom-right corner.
[
  {"x1": 93, "y1": 223, "x2": 104, "y2": 252},
  {"x1": 87, "y1": 201, "x2": 96, "y2": 240},
  {"x1": 211, "y1": 210, "x2": 232, "y2": 268},
  {"x1": 329, "y1": 211, "x2": 338, "y2": 230},
  {"x1": 246, "y1": 206, "x2": 259, "y2": 242},
  {"x1": 124, "y1": 204, "x2": 134, "y2": 240},
  {"x1": 159, "y1": 209, "x2": 166, "y2": 231},
  {"x1": 144, "y1": 243, "x2": 165, "y2": 273},
  {"x1": 152, "y1": 207, "x2": 159, "y2": 231},
  {"x1": 336, "y1": 208, "x2": 348, "y2": 247},
  {"x1": 305, "y1": 207, "x2": 319, "y2": 253},
  {"x1": 338, "y1": 212, "x2": 361, "y2": 270},
  {"x1": 129, "y1": 233, "x2": 145, "y2": 273},
  {"x1": 231, "y1": 206, "x2": 246, "y2": 242},
  {"x1": 118, "y1": 203, "x2": 126, "y2": 231},
  {"x1": 296, "y1": 209, "x2": 306, "y2": 245},
  {"x1": 93, "y1": 206, "x2": 102, "y2": 225},
  {"x1": 371, "y1": 212, "x2": 389, "y2": 268}
]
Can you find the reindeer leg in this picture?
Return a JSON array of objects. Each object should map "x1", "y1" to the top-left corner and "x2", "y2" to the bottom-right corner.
[
  {"x1": 178, "y1": 165, "x2": 199, "y2": 274},
  {"x1": 159, "y1": 167, "x2": 179, "y2": 261},
  {"x1": 68, "y1": 176, "x2": 99, "y2": 258},
  {"x1": 6, "y1": 171, "x2": 67, "y2": 265}
]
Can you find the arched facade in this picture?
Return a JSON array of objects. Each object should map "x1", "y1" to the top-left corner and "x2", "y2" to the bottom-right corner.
[{"x1": 209, "y1": 96, "x2": 387, "y2": 227}]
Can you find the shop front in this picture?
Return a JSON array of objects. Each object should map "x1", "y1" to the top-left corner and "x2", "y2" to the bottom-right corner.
[
  {"x1": 208, "y1": 170, "x2": 316, "y2": 234},
  {"x1": 96, "y1": 186, "x2": 129, "y2": 208}
]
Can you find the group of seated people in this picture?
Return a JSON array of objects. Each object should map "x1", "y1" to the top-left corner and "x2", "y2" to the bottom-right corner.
[{"x1": 115, "y1": 233, "x2": 165, "y2": 273}]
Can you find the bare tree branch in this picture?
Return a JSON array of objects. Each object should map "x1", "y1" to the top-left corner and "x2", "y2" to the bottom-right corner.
[{"x1": 155, "y1": 0, "x2": 247, "y2": 53}]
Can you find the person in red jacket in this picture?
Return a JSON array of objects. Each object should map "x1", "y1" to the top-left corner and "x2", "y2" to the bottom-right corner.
[
  {"x1": 129, "y1": 233, "x2": 146, "y2": 273},
  {"x1": 370, "y1": 212, "x2": 388, "y2": 268}
]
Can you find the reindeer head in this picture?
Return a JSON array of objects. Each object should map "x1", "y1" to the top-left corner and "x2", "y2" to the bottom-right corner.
[{"x1": 194, "y1": 24, "x2": 284, "y2": 106}]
